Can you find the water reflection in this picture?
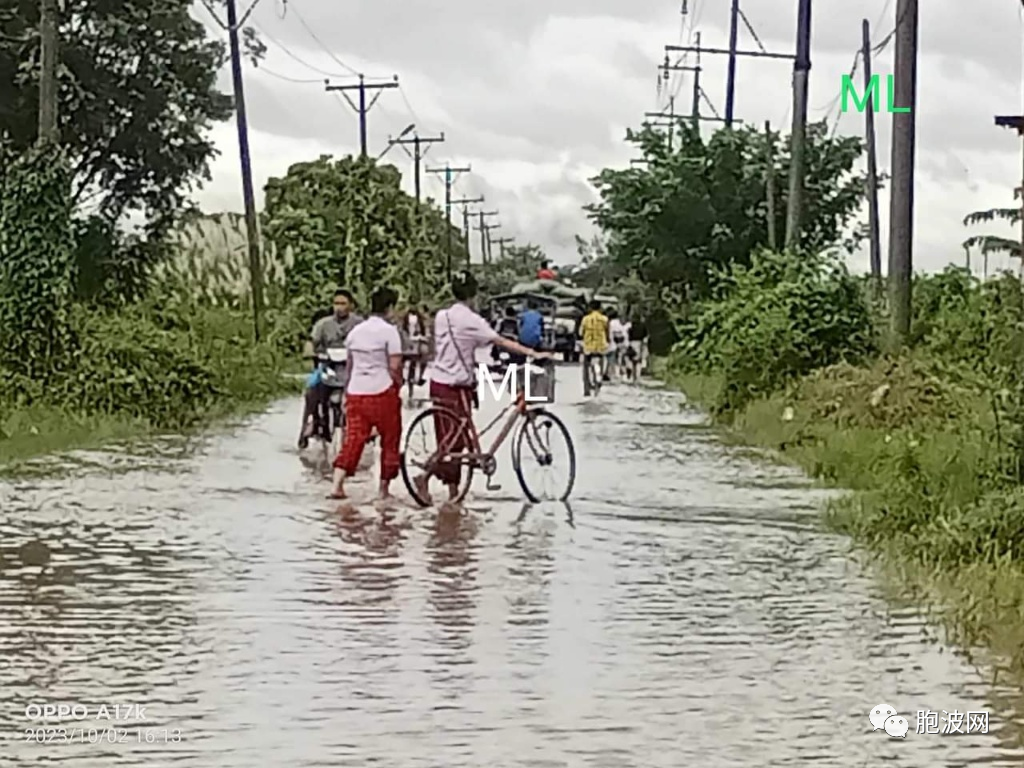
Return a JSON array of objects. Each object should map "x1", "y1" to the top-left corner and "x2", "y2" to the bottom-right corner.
[
  {"x1": 0, "y1": 376, "x2": 1022, "y2": 766},
  {"x1": 425, "y1": 506, "x2": 479, "y2": 700}
]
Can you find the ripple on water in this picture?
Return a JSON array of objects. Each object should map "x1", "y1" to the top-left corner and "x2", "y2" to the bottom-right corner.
[{"x1": 0, "y1": 373, "x2": 1022, "y2": 765}]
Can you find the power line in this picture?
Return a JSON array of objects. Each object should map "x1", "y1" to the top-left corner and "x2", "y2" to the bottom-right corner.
[
  {"x1": 872, "y1": 0, "x2": 912, "y2": 54},
  {"x1": 286, "y1": 1, "x2": 359, "y2": 75},
  {"x1": 250, "y1": 20, "x2": 357, "y2": 79},
  {"x1": 397, "y1": 84, "x2": 427, "y2": 130},
  {"x1": 257, "y1": 67, "x2": 328, "y2": 84}
]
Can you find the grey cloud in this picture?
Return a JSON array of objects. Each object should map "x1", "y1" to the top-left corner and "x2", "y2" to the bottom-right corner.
[
  {"x1": 195, "y1": 0, "x2": 1023, "y2": 270},
  {"x1": 251, "y1": 0, "x2": 667, "y2": 73}
]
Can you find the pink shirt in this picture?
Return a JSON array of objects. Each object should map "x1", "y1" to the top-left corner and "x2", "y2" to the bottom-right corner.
[
  {"x1": 344, "y1": 316, "x2": 402, "y2": 395},
  {"x1": 429, "y1": 302, "x2": 499, "y2": 387}
]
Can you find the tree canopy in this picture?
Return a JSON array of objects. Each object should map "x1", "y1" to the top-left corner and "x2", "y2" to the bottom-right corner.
[
  {"x1": 0, "y1": 0, "x2": 233, "y2": 229},
  {"x1": 262, "y1": 154, "x2": 467, "y2": 310},
  {"x1": 585, "y1": 120, "x2": 868, "y2": 303}
]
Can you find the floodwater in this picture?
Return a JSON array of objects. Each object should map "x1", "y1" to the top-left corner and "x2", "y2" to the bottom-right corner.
[{"x1": 1, "y1": 365, "x2": 1023, "y2": 766}]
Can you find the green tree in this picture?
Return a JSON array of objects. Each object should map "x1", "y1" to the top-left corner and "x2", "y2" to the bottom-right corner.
[
  {"x1": 585, "y1": 120, "x2": 867, "y2": 302},
  {"x1": 0, "y1": 143, "x2": 76, "y2": 378},
  {"x1": 0, "y1": 0, "x2": 233, "y2": 227},
  {"x1": 963, "y1": 199, "x2": 1020, "y2": 260},
  {"x1": 262, "y1": 154, "x2": 464, "y2": 313}
]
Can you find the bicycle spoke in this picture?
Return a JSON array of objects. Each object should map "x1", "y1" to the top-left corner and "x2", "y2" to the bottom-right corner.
[{"x1": 513, "y1": 410, "x2": 575, "y2": 503}]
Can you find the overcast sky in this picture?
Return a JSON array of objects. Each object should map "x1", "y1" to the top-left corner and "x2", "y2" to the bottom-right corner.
[{"x1": 193, "y1": 0, "x2": 1024, "y2": 274}]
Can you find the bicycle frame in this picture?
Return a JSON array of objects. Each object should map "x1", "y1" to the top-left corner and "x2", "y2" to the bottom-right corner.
[{"x1": 428, "y1": 377, "x2": 548, "y2": 474}]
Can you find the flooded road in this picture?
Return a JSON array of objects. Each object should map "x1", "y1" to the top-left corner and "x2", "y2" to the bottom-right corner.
[{"x1": 2, "y1": 366, "x2": 1023, "y2": 766}]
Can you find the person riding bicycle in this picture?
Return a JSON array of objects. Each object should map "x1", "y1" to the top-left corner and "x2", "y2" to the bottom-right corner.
[
  {"x1": 298, "y1": 288, "x2": 362, "y2": 449},
  {"x1": 417, "y1": 270, "x2": 551, "y2": 505},
  {"x1": 579, "y1": 299, "x2": 610, "y2": 390}
]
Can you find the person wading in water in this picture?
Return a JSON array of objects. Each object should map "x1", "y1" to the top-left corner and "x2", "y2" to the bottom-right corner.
[
  {"x1": 416, "y1": 270, "x2": 551, "y2": 506},
  {"x1": 329, "y1": 287, "x2": 403, "y2": 501}
]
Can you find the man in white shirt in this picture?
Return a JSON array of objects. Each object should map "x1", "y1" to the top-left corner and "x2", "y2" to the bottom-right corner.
[
  {"x1": 329, "y1": 287, "x2": 404, "y2": 501},
  {"x1": 608, "y1": 309, "x2": 626, "y2": 381}
]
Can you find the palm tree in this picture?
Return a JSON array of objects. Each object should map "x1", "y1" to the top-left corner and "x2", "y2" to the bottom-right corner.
[{"x1": 963, "y1": 190, "x2": 1021, "y2": 276}]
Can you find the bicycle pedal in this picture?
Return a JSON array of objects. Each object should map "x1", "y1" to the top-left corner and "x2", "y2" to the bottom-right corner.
[{"x1": 485, "y1": 481, "x2": 502, "y2": 490}]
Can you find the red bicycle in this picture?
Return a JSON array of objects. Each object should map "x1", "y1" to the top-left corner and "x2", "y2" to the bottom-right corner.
[{"x1": 400, "y1": 359, "x2": 575, "y2": 505}]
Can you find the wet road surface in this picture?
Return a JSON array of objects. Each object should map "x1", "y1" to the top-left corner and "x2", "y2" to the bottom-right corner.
[{"x1": 2, "y1": 365, "x2": 1023, "y2": 766}]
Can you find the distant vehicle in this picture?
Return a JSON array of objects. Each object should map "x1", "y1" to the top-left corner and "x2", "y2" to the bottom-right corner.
[
  {"x1": 486, "y1": 292, "x2": 558, "y2": 352},
  {"x1": 509, "y1": 281, "x2": 620, "y2": 362}
]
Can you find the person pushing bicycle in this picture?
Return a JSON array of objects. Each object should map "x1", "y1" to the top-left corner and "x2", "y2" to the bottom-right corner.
[{"x1": 417, "y1": 270, "x2": 552, "y2": 505}]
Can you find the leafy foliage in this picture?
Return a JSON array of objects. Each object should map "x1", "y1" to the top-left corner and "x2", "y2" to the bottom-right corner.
[
  {"x1": 674, "y1": 249, "x2": 875, "y2": 414},
  {"x1": 0, "y1": 142, "x2": 77, "y2": 376},
  {"x1": 585, "y1": 121, "x2": 868, "y2": 300},
  {"x1": 962, "y1": 199, "x2": 1020, "y2": 259},
  {"x1": 262, "y1": 154, "x2": 466, "y2": 317},
  {"x1": 0, "y1": 0, "x2": 233, "y2": 228}
]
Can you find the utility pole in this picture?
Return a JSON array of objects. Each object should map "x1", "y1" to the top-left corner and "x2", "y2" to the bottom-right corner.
[
  {"x1": 888, "y1": 0, "x2": 918, "y2": 340},
  {"x1": 659, "y1": 36, "x2": 732, "y2": 130},
  {"x1": 226, "y1": 0, "x2": 264, "y2": 341},
  {"x1": 493, "y1": 237, "x2": 513, "y2": 263},
  {"x1": 664, "y1": 32, "x2": 790, "y2": 127},
  {"x1": 475, "y1": 210, "x2": 498, "y2": 264},
  {"x1": 784, "y1": 0, "x2": 812, "y2": 250},
  {"x1": 996, "y1": 115, "x2": 1024, "y2": 276},
  {"x1": 861, "y1": 19, "x2": 883, "y2": 295},
  {"x1": 389, "y1": 131, "x2": 444, "y2": 202},
  {"x1": 326, "y1": 74, "x2": 399, "y2": 156},
  {"x1": 645, "y1": 96, "x2": 678, "y2": 149},
  {"x1": 764, "y1": 121, "x2": 777, "y2": 249},
  {"x1": 725, "y1": 0, "x2": 740, "y2": 126},
  {"x1": 426, "y1": 163, "x2": 471, "y2": 276},
  {"x1": 480, "y1": 223, "x2": 501, "y2": 263},
  {"x1": 37, "y1": 0, "x2": 58, "y2": 144},
  {"x1": 452, "y1": 196, "x2": 484, "y2": 261},
  {"x1": 692, "y1": 32, "x2": 702, "y2": 127}
]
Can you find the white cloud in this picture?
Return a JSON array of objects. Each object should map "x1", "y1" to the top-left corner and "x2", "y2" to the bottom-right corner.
[{"x1": 193, "y1": 0, "x2": 1024, "y2": 271}]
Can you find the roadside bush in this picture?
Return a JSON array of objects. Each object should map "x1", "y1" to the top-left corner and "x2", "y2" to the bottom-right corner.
[
  {"x1": 0, "y1": 302, "x2": 292, "y2": 433},
  {"x1": 51, "y1": 306, "x2": 220, "y2": 426},
  {"x1": 786, "y1": 354, "x2": 981, "y2": 431},
  {"x1": 674, "y1": 249, "x2": 875, "y2": 414},
  {"x1": 911, "y1": 268, "x2": 1024, "y2": 379}
]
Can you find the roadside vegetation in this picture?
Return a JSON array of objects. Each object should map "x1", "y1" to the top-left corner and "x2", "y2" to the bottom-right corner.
[
  {"x1": 0, "y1": 1, "x2": 537, "y2": 468},
  {"x1": 586, "y1": 117, "x2": 1024, "y2": 680}
]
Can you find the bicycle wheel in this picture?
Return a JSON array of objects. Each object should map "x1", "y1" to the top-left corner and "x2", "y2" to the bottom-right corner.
[
  {"x1": 512, "y1": 408, "x2": 576, "y2": 503},
  {"x1": 400, "y1": 406, "x2": 475, "y2": 507}
]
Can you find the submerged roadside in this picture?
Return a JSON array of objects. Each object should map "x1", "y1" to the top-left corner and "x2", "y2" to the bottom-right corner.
[{"x1": 659, "y1": 360, "x2": 1024, "y2": 690}]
